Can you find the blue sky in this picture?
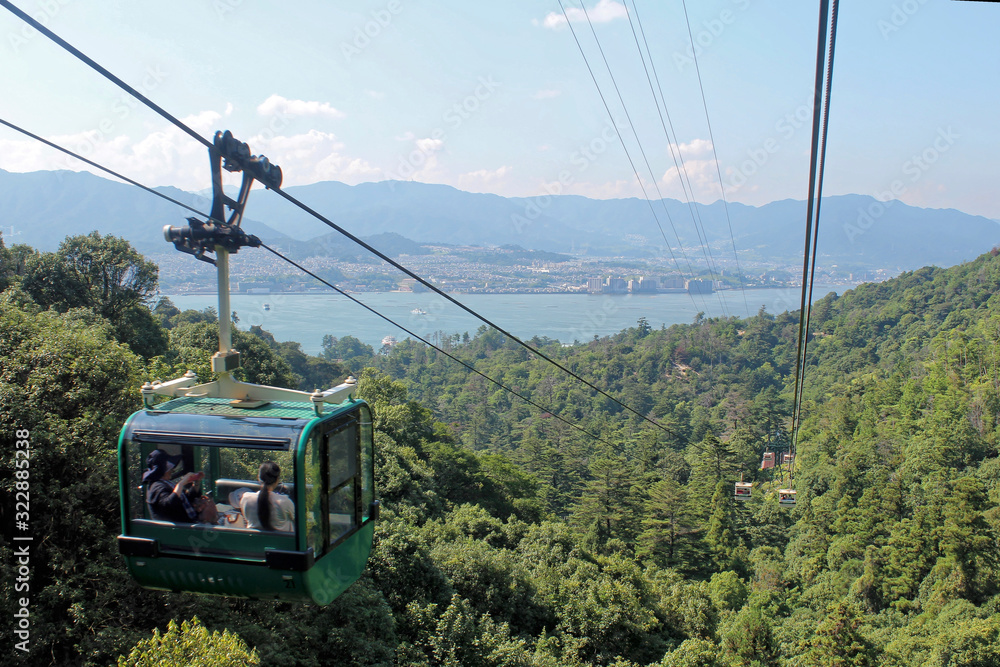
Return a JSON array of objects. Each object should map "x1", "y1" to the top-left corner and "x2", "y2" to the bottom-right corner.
[{"x1": 0, "y1": 0, "x2": 997, "y2": 219}]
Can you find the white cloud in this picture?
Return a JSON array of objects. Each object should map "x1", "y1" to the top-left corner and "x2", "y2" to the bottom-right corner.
[
  {"x1": 0, "y1": 113, "x2": 383, "y2": 193},
  {"x1": 540, "y1": 0, "x2": 627, "y2": 30},
  {"x1": 415, "y1": 138, "x2": 444, "y2": 153},
  {"x1": 458, "y1": 166, "x2": 512, "y2": 191},
  {"x1": 248, "y1": 129, "x2": 380, "y2": 185},
  {"x1": 256, "y1": 94, "x2": 346, "y2": 119},
  {"x1": 658, "y1": 139, "x2": 723, "y2": 201},
  {"x1": 533, "y1": 89, "x2": 562, "y2": 100}
]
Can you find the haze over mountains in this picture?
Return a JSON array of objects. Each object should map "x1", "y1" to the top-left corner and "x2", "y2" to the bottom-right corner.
[{"x1": 1, "y1": 168, "x2": 997, "y2": 271}]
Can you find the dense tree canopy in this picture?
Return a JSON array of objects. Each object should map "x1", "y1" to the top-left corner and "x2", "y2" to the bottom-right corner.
[{"x1": 1, "y1": 236, "x2": 999, "y2": 666}]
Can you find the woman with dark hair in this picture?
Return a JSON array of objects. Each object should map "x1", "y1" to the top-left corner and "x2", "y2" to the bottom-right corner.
[{"x1": 240, "y1": 461, "x2": 294, "y2": 532}]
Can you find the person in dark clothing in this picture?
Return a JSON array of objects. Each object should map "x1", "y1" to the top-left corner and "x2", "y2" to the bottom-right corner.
[{"x1": 143, "y1": 449, "x2": 203, "y2": 523}]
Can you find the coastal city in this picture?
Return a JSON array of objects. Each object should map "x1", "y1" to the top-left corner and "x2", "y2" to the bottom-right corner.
[{"x1": 153, "y1": 243, "x2": 881, "y2": 296}]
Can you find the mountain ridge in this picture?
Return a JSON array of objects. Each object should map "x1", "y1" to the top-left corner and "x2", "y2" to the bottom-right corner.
[{"x1": 1, "y1": 169, "x2": 996, "y2": 270}]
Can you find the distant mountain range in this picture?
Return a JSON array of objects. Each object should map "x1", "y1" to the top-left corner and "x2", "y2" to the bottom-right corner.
[{"x1": 1, "y1": 168, "x2": 997, "y2": 271}]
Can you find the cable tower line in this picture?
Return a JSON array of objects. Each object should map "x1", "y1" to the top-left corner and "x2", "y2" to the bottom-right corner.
[
  {"x1": 1, "y1": 4, "x2": 683, "y2": 441},
  {"x1": 622, "y1": 1, "x2": 706, "y2": 259},
  {"x1": 567, "y1": 0, "x2": 731, "y2": 317},
  {"x1": 790, "y1": 0, "x2": 840, "y2": 483},
  {"x1": 0, "y1": 117, "x2": 208, "y2": 218},
  {"x1": 0, "y1": 115, "x2": 622, "y2": 448},
  {"x1": 678, "y1": 0, "x2": 750, "y2": 317},
  {"x1": 258, "y1": 244, "x2": 619, "y2": 449},
  {"x1": 554, "y1": 0, "x2": 707, "y2": 314},
  {"x1": 0, "y1": 1, "x2": 213, "y2": 152}
]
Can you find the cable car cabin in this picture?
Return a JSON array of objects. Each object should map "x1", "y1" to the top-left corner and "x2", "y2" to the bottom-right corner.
[
  {"x1": 782, "y1": 453, "x2": 794, "y2": 466},
  {"x1": 117, "y1": 395, "x2": 377, "y2": 605},
  {"x1": 760, "y1": 452, "x2": 775, "y2": 470},
  {"x1": 777, "y1": 489, "x2": 797, "y2": 506},
  {"x1": 734, "y1": 481, "x2": 752, "y2": 500}
]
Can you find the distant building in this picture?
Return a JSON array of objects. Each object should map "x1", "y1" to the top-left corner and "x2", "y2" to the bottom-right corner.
[
  {"x1": 630, "y1": 277, "x2": 657, "y2": 293},
  {"x1": 587, "y1": 276, "x2": 628, "y2": 294},
  {"x1": 660, "y1": 277, "x2": 686, "y2": 289},
  {"x1": 606, "y1": 277, "x2": 628, "y2": 294},
  {"x1": 686, "y1": 279, "x2": 713, "y2": 294}
]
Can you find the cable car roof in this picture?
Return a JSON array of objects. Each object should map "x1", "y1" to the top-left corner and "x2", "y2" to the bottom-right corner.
[{"x1": 123, "y1": 396, "x2": 364, "y2": 452}]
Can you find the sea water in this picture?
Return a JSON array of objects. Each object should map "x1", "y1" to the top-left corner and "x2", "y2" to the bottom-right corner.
[{"x1": 164, "y1": 285, "x2": 856, "y2": 356}]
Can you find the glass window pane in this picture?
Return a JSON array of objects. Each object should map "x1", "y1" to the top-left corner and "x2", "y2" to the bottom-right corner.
[
  {"x1": 305, "y1": 432, "x2": 324, "y2": 553},
  {"x1": 360, "y1": 407, "x2": 374, "y2": 518},
  {"x1": 327, "y1": 425, "x2": 357, "y2": 489},
  {"x1": 329, "y1": 480, "x2": 356, "y2": 543}
]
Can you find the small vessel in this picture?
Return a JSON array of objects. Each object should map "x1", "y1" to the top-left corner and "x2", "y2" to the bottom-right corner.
[
  {"x1": 263, "y1": 303, "x2": 271, "y2": 311},
  {"x1": 410, "y1": 308, "x2": 426, "y2": 315}
]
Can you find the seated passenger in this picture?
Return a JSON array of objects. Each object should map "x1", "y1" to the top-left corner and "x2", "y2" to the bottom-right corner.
[
  {"x1": 143, "y1": 449, "x2": 204, "y2": 523},
  {"x1": 240, "y1": 461, "x2": 294, "y2": 532}
]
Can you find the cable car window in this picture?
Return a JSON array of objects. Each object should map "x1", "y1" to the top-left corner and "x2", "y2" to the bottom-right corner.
[
  {"x1": 125, "y1": 437, "x2": 294, "y2": 532},
  {"x1": 327, "y1": 424, "x2": 358, "y2": 487},
  {"x1": 327, "y1": 423, "x2": 359, "y2": 544},
  {"x1": 304, "y1": 430, "x2": 323, "y2": 554},
  {"x1": 360, "y1": 408, "x2": 374, "y2": 519}
]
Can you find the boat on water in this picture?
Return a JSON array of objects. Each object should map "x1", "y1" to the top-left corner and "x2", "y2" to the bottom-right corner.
[
  {"x1": 263, "y1": 303, "x2": 270, "y2": 311},
  {"x1": 411, "y1": 308, "x2": 426, "y2": 315}
]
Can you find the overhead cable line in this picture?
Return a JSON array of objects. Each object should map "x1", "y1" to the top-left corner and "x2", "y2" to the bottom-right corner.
[
  {"x1": 553, "y1": 0, "x2": 707, "y2": 314},
  {"x1": 678, "y1": 0, "x2": 751, "y2": 317},
  {"x1": 0, "y1": 115, "x2": 621, "y2": 449},
  {"x1": 565, "y1": 0, "x2": 730, "y2": 317},
  {"x1": 0, "y1": 1, "x2": 213, "y2": 152},
  {"x1": 1, "y1": 4, "x2": 683, "y2": 443},
  {"x1": 0, "y1": 117, "x2": 208, "y2": 218},
  {"x1": 267, "y1": 186, "x2": 682, "y2": 438},
  {"x1": 577, "y1": 0, "x2": 730, "y2": 318},
  {"x1": 258, "y1": 243, "x2": 619, "y2": 449},
  {"x1": 790, "y1": 0, "x2": 840, "y2": 481},
  {"x1": 627, "y1": 0, "x2": 727, "y2": 294},
  {"x1": 623, "y1": 1, "x2": 710, "y2": 270},
  {"x1": 621, "y1": 0, "x2": 736, "y2": 318}
]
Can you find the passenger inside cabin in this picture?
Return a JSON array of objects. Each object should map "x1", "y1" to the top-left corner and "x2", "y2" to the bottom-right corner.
[
  {"x1": 144, "y1": 449, "x2": 207, "y2": 523},
  {"x1": 240, "y1": 461, "x2": 295, "y2": 532}
]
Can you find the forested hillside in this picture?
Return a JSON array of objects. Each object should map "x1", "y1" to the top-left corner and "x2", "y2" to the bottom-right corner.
[{"x1": 1, "y1": 232, "x2": 998, "y2": 666}]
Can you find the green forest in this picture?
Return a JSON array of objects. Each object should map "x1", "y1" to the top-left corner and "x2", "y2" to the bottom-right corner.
[{"x1": 1, "y1": 231, "x2": 998, "y2": 666}]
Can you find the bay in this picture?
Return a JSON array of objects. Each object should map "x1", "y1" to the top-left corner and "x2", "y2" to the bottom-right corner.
[{"x1": 165, "y1": 285, "x2": 858, "y2": 356}]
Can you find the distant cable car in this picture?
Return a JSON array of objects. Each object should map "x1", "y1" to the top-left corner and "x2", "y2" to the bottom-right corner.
[
  {"x1": 734, "y1": 481, "x2": 752, "y2": 500},
  {"x1": 117, "y1": 131, "x2": 377, "y2": 604},
  {"x1": 777, "y1": 489, "x2": 797, "y2": 506},
  {"x1": 782, "y1": 453, "x2": 794, "y2": 466},
  {"x1": 761, "y1": 452, "x2": 775, "y2": 470}
]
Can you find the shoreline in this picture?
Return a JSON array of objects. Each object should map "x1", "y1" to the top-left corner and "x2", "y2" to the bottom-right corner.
[{"x1": 159, "y1": 282, "x2": 861, "y2": 298}]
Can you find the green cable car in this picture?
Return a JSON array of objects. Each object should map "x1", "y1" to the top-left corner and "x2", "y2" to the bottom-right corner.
[
  {"x1": 117, "y1": 130, "x2": 378, "y2": 604},
  {"x1": 117, "y1": 378, "x2": 377, "y2": 605}
]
